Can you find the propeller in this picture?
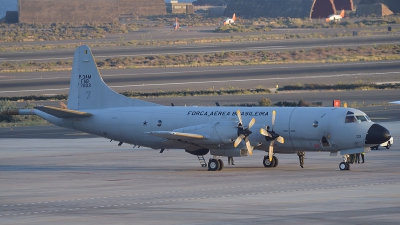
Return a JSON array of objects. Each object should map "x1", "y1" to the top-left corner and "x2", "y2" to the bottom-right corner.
[
  {"x1": 260, "y1": 110, "x2": 284, "y2": 162},
  {"x1": 233, "y1": 109, "x2": 256, "y2": 155}
]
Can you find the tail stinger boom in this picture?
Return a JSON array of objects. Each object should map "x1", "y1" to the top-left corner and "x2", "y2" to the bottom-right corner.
[{"x1": 68, "y1": 45, "x2": 160, "y2": 110}]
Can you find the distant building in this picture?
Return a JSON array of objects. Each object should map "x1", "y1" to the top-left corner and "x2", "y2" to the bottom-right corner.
[
  {"x1": 334, "y1": 0, "x2": 354, "y2": 11},
  {"x1": 18, "y1": 0, "x2": 166, "y2": 23},
  {"x1": 224, "y1": 0, "x2": 355, "y2": 19},
  {"x1": 5, "y1": 11, "x2": 19, "y2": 23},
  {"x1": 357, "y1": 0, "x2": 400, "y2": 15},
  {"x1": 166, "y1": 1, "x2": 194, "y2": 14},
  {"x1": 192, "y1": 5, "x2": 226, "y2": 17},
  {"x1": 357, "y1": 3, "x2": 393, "y2": 16}
]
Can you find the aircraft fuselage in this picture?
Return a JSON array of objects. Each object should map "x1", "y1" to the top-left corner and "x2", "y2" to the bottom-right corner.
[{"x1": 50, "y1": 106, "x2": 377, "y2": 156}]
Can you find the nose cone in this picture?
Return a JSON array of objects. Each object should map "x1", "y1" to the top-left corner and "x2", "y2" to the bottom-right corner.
[{"x1": 365, "y1": 124, "x2": 391, "y2": 145}]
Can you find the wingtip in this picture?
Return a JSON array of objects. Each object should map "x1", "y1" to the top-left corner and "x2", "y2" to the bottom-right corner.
[{"x1": 1, "y1": 109, "x2": 20, "y2": 115}]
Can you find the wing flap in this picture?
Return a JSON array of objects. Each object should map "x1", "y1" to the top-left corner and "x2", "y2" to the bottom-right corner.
[
  {"x1": 144, "y1": 131, "x2": 204, "y2": 140},
  {"x1": 34, "y1": 106, "x2": 92, "y2": 118}
]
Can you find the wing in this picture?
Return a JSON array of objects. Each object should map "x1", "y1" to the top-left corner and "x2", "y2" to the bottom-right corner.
[
  {"x1": 144, "y1": 131, "x2": 205, "y2": 140},
  {"x1": 145, "y1": 131, "x2": 208, "y2": 152},
  {"x1": 2, "y1": 106, "x2": 92, "y2": 118},
  {"x1": 34, "y1": 106, "x2": 92, "y2": 118}
]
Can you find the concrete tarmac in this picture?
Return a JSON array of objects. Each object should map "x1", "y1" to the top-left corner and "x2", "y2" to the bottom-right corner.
[{"x1": 1, "y1": 121, "x2": 399, "y2": 224}]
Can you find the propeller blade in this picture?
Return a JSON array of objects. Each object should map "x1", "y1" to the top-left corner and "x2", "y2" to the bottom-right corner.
[
  {"x1": 234, "y1": 134, "x2": 244, "y2": 147},
  {"x1": 236, "y1": 109, "x2": 243, "y2": 126},
  {"x1": 260, "y1": 128, "x2": 272, "y2": 137},
  {"x1": 277, "y1": 136, "x2": 285, "y2": 144},
  {"x1": 245, "y1": 137, "x2": 253, "y2": 155},
  {"x1": 269, "y1": 140, "x2": 274, "y2": 162},
  {"x1": 248, "y1": 118, "x2": 256, "y2": 129},
  {"x1": 271, "y1": 110, "x2": 276, "y2": 130}
]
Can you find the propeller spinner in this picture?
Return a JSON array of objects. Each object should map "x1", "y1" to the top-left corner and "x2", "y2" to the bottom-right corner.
[
  {"x1": 233, "y1": 109, "x2": 256, "y2": 155},
  {"x1": 260, "y1": 110, "x2": 284, "y2": 162}
]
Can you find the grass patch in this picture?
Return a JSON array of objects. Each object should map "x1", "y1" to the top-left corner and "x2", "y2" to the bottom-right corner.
[
  {"x1": 0, "y1": 22, "x2": 137, "y2": 43},
  {"x1": 278, "y1": 83, "x2": 400, "y2": 91},
  {"x1": 1, "y1": 44, "x2": 400, "y2": 72}
]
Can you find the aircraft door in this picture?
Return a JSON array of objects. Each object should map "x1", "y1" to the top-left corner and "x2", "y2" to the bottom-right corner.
[{"x1": 289, "y1": 108, "x2": 331, "y2": 151}]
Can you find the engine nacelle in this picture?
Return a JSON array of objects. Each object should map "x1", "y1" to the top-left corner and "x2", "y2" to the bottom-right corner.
[
  {"x1": 210, "y1": 148, "x2": 249, "y2": 157},
  {"x1": 174, "y1": 121, "x2": 238, "y2": 145},
  {"x1": 185, "y1": 148, "x2": 210, "y2": 156}
]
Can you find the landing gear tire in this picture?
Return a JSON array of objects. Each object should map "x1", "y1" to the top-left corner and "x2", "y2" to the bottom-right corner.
[
  {"x1": 339, "y1": 162, "x2": 350, "y2": 171},
  {"x1": 272, "y1": 156, "x2": 278, "y2": 167},
  {"x1": 217, "y1": 159, "x2": 224, "y2": 171},
  {"x1": 386, "y1": 142, "x2": 391, "y2": 149},
  {"x1": 263, "y1": 155, "x2": 275, "y2": 168},
  {"x1": 208, "y1": 159, "x2": 220, "y2": 171}
]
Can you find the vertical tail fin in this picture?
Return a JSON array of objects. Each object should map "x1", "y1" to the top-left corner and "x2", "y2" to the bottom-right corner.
[
  {"x1": 67, "y1": 45, "x2": 160, "y2": 110},
  {"x1": 232, "y1": 13, "x2": 236, "y2": 22},
  {"x1": 340, "y1": 9, "x2": 345, "y2": 18}
]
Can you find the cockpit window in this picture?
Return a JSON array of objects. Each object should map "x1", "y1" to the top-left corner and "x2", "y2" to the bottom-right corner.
[
  {"x1": 356, "y1": 115, "x2": 368, "y2": 122},
  {"x1": 345, "y1": 115, "x2": 357, "y2": 123},
  {"x1": 345, "y1": 115, "x2": 370, "y2": 123}
]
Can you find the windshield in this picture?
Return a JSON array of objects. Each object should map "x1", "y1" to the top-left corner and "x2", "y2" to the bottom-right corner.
[
  {"x1": 345, "y1": 115, "x2": 357, "y2": 123},
  {"x1": 345, "y1": 114, "x2": 371, "y2": 123},
  {"x1": 356, "y1": 115, "x2": 369, "y2": 122}
]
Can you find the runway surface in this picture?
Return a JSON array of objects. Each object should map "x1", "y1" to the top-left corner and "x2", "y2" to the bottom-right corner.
[
  {"x1": 1, "y1": 60, "x2": 400, "y2": 97},
  {"x1": 1, "y1": 121, "x2": 399, "y2": 224},
  {"x1": 1, "y1": 35, "x2": 399, "y2": 63}
]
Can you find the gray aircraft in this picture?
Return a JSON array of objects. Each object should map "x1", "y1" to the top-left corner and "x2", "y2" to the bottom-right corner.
[{"x1": 2, "y1": 45, "x2": 392, "y2": 171}]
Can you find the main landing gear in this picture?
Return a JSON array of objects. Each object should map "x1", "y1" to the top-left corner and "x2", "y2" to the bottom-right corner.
[
  {"x1": 263, "y1": 155, "x2": 278, "y2": 168},
  {"x1": 208, "y1": 158, "x2": 224, "y2": 171},
  {"x1": 207, "y1": 155, "x2": 280, "y2": 171}
]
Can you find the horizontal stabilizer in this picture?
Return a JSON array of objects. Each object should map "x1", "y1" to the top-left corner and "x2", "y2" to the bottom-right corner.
[
  {"x1": 34, "y1": 106, "x2": 92, "y2": 118},
  {"x1": 144, "y1": 131, "x2": 204, "y2": 140}
]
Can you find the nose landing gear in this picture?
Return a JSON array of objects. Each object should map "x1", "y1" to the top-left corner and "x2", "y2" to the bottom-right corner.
[{"x1": 339, "y1": 155, "x2": 350, "y2": 170}]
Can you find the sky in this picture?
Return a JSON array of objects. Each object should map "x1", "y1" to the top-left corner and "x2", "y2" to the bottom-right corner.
[{"x1": 0, "y1": 0, "x2": 18, "y2": 19}]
